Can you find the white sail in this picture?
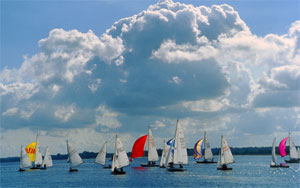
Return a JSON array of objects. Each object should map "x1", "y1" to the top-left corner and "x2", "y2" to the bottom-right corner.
[
  {"x1": 204, "y1": 131, "x2": 213, "y2": 160},
  {"x1": 42, "y1": 146, "x2": 53, "y2": 167},
  {"x1": 289, "y1": 133, "x2": 299, "y2": 159},
  {"x1": 67, "y1": 140, "x2": 83, "y2": 168},
  {"x1": 20, "y1": 145, "x2": 31, "y2": 168},
  {"x1": 111, "y1": 134, "x2": 129, "y2": 172},
  {"x1": 271, "y1": 138, "x2": 277, "y2": 165},
  {"x1": 34, "y1": 134, "x2": 43, "y2": 165},
  {"x1": 220, "y1": 136, "x2": 234, "y2": 165},
  {"x1": 148, "y1": 128, "x2": 159, "y2": 162},
  {"x1": 164, "y1": 139, "x2": 174, "y2": 167},
  {"x1": 173, "y1": 120, "x2": 188, "y2": 165},
  {"x1": 95, "y1": 142, "x2": 107, "y2": 166},
  {"x1": 160, "y1": 140, "x2": 167, "y2": 167}
]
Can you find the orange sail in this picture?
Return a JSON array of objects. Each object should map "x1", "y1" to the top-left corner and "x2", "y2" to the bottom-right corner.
[{"x1": 130, "y1": 135, "x2": 148, "y2": 159}]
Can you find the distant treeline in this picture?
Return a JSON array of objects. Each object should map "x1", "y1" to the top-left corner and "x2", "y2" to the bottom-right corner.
[{"x1": 1, "y1": 146, "x2": 293, "y2": 163}]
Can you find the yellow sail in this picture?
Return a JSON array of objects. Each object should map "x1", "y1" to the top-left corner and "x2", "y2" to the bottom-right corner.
[{"x1": 25, "y1": 142, "x2": 36, "y2": 162}]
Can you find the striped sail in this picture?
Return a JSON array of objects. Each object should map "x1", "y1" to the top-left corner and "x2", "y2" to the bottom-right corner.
[{"x1": 193, "y1": 139, "x2": 204, "y2": 160}]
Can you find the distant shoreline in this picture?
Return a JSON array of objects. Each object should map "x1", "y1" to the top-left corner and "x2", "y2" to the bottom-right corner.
[{"x1": 1, "y1": 146, "x2": 296, "y2": 163}]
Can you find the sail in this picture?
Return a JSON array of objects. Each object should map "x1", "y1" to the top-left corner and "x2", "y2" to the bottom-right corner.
[
  {"x1": 204, "y1": 132, "x2": 213, "y2": 160},
  {"x1": 193, "y1": 139, "x2": 204, "y2": 160},
  {"x1": 160, "y1": 140, "x2": 166, "y2": 167},
  {"x1": 114, "y1": 135, "x2": 129, "y2": 169},
  {"x1": 220, "y1": 136, "x2": 234, "y2": 165},
  {"x1": 271, "y1": 138, "x2": 277, "y2": 165},
  {"x1": 42, "y1": 147, "x2": 53, "y2": 167},
  {"x1": 173, "y1": 120, "x2": 188, "y2": 165},
  {"x1": 25, "y1": 142, "x2": 36, "y2": 162},
  {"x1": 20, "y1": 145, "x2": 31, "y2": 168},
  {"x1": 279, "y1": 137, "x2": 288, "y2": 157},
  {"x1": 95, "y1": 142, "x2": 107, "y2": 165},
  {"x1": 34, "y1": 134, "x2": 43, "y2": 165},
  {"x1": 289, "y1": 134, "x2": 299, "y2": 159},
  {"x1": 148, "y1": 128, "x2": 159, "y2": 162},
  {"x1": 217, "y1": 150, "x2": 221, "y2": 168},
  {"x1": 164, "y1": 138, "x2": 174, "y2": 166},
  {"x1": 67, "y1": 140, "x2": 83, "y2": 168},
  {"x1": 131, "y1": 135, "x2": 148, "y2": 159}
]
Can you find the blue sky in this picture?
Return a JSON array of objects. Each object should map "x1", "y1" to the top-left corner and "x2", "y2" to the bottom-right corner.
[{"x1": 1, "y1": 0, "x2": 299, "y2": 157}]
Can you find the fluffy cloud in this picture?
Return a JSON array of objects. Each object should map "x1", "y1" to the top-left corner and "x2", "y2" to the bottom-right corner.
[{"x1": 0, "y1": 0, "x2": 299, "y2": 157}]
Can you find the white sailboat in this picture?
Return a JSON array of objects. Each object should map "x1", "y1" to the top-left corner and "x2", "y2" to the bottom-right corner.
[
  {"x1": 95, "y1": 141, "x2": 111, "y2": 168},
  {"x1": 41, "y1": 146, "x2": 53, "y2": 169},
  {"x1": 66, "y1": 140, "x2": 83, "y2": 172},
  {"x1": 166, "y1": 119, "x2": 188, "y2": 172},
  {"x1": 217, "y1": 135, "x2": 234, "y2": 170},
  {"x1": 19, "y1": 145, "x2": 31, "y2": 171},
  {"x1": 111, "y1": 134, "x2": 130, "y2": 175},
  {"x1": 270, "y1": 138, "x2": 289, "y2": 168},
  {"x1": 141, "y1": 127, "x2": 159, "y2": 167},
  {"x1": 285, "y1": 133, "x2": 300, "y2": 163}
]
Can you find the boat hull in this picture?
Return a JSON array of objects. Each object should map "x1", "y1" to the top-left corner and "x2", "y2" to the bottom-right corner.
[
  {"x1": 285, "y1": 159, "x2": 300, "y2": 163},
  {"x1": 270, "y1": 164, "x2": 289, "y2": 168},
  {"x1": 111, "y1": 171, "x2": 126, "y2": 175},
  {"x1": 18, "y1": 168, "x2": 26, "y2": 172},
  {"x1": 167, "y1": 167, "x2": 186, "y2": 172},
  {"x1": 103, "y1": 165, "x2": 111, "y2": 169},
  {"x1": 69, "y1": 168, "x2": 78, "y2": 172},
  {"x1": 217, "y1": 167, "x2": 232, "y2": 170},
  {"x1": 196, "y1": 161, "x2": 217, "y2": 164},
  {"x1": 140, "y1": 163, "x2": 159, "y2": 167}
]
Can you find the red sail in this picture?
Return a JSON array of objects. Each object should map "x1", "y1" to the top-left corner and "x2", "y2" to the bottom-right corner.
[{"x1": 131, "y1": 135, "x2": 148, "y2": 159}]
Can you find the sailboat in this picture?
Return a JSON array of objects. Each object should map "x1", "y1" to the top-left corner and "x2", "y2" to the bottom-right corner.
[
  {"x1": 111, "y1": 134, "x2": 130, "y2": 175},
  {"x1": 19, "y1": 145, "x2": 32, "y2": 171},
  {"x1": 40, "y1": 146, "x2": 53, "y2": 170},
  {"x1": 166, "y1": 119, "x2": 188, "y2": 172},
  {"x1": 66, "y1": 140, "x2": 83, "y2": 172},
  {"x1": 280, "y1": 133, "x2": 300, "y2": 163},
  {"x1": 95, "y1": 141, "x2": 111, "y2": 169},
  {"x1": 141, "y1": 127, "x2": 159, "y2": 167},
  {"x1": 28, "y1": 134, "x2": 43, "y2": 169},
  {"x1": 194, "y1": 132, "x2": 216, "y2": 164},
  {"x1": 217, "y1": 135, "x2": 234, "y2": 170},
  {"x1": 270, "y1": 138, "x2": 289, "y2": 168}
]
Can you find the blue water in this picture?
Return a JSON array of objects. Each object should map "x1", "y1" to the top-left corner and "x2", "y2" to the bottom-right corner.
[{"x1": 1, "y1": 156, "x2": 299, "y2": 187}]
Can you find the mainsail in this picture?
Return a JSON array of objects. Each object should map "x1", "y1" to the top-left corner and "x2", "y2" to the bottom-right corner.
[
  {"x1": 204, "y1": 132, "x2": 213, "y2": 160},
  {"x1": 288, "y1": 133, "x2": 299, "y2": 160},
  {"x1": 20, "y1": 145, "x2": 31, "y2": 169},
  {"x1": 95, "y1": 142, "x2": 107, "y2": 166},
  {"x1": 42, "y1": 146, "x2": 53, "y2": 167},
  {"x1": 271, "y1": 138, "x2": 277, "y2": 166},
  {"x1": 220, "y1": 136, "x2": 234, "y2": 165},
  {"x1": 34, "y1": 134, "x2": 43, "y2": 166},
  {"x1": 173, "y1": 119, "x2": 188, "y2": 165},
  {"x1": 66, "y1": 140, "x2": 83, "y2": 168},
  {"x1": 111, "y1": 134, "x2": 129, "y2": 172},
  {"x1": 148, "y1": 128, "x2": 159, "y2": 162}
]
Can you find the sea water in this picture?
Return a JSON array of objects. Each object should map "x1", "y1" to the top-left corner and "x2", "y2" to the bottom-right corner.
[{"x1": 1, "y1": 156, "x2": 299, "y2": 187}]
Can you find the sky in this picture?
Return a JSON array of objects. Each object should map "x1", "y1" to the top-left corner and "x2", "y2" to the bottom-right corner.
[{"x1": 0, "y1": 0, "x2": 299, "y2": 158}]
